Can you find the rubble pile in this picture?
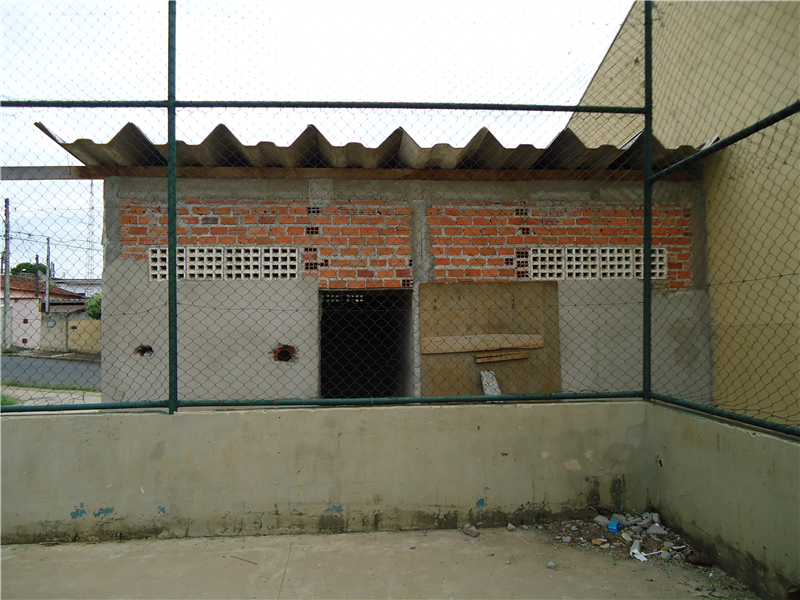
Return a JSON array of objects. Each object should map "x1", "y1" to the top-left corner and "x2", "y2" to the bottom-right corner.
[
  {"x1": 537, "y1": 511, "x2": 754, "y2": 596},
  {"x1": 543, "y1": 511, "x2": 698, "y2": 562}
]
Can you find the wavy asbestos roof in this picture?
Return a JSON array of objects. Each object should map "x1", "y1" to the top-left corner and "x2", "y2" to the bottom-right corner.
[{"x1": 34, "y1": 122, "x2": 698, "y2": 173}]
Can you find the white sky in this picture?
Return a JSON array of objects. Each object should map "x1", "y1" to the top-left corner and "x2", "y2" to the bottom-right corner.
[{"x1": 1, "y1": 0, "x2": 635, "y2": 278}]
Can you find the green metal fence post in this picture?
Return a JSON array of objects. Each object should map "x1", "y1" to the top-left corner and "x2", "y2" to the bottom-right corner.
[
  {"x1": 643, "y1": 0, "x2": 653, "y2": 401},
  {"x1": 167, "y1": 0, "x2": 178, "y2": 414}
]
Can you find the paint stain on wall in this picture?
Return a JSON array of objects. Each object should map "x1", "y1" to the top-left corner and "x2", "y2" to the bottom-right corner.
[
  {"x1": 93, "y1": 507, "x2": 114, "y2": 518},
  {"x1": 324, "y1": 505, "x2": 343, "y2": 514},
  {"x1": 563, "y1": 459, "x2": 582, "y2": 472},
  {"x1": 476, "y1": 498, "x2": 486, "y2": 508},
  {"x1": 70, "y1": 503, "x2": 87, "y2": 519},
  {"x1": 158, "y1": 506, "x2": 166, "y2": 514}
]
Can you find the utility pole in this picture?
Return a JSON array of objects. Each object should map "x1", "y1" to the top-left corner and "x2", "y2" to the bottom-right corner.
[
  {"x1": 3, "y1": 198, "x2": 11, "y2": 351},
  {"x1": 35, "y1": 253, "x2": 40, "y2": 307},
  {"x1": 46, "y1": 238, "x2": 51, "y2": 313}
]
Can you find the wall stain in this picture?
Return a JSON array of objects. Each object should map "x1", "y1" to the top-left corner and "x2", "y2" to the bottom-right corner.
[
  {"x1": 610, "y1": 475, "x2": 626, "y2": 512},
  {"x1": 318, "y1": 514, "x2": 346, "y2": 534},
  {"x1": 157, "y1": 506, "x2": 166, "y2": 514},
  {"x1": 476, "y1": 498, "x2": 486, "y2": 508},
  {"x1": 324, "y1": 505, "x2": 343, "y2": 514},
  {"x1": 70, "y1": 503, "x2": 86, "y2": 519},
  {"x1": 93, "y1": 507, "x2": 114, "y2": 518},
  {"x1": 587, "y1": 477, "x2": 601, "y2": 507}
]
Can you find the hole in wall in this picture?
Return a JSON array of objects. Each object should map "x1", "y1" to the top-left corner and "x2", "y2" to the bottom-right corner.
[
  {"x1": 134, "y1": 345, "x2": 154, "y2": 357},
  {"x1": 273, "y1": 344, "x2": 297, "y2": 362}
]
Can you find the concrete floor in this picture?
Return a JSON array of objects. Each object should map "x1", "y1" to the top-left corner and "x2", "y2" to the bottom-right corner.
[{"x1": 1, "y1": 528, "x2": 740, "y2": 599}]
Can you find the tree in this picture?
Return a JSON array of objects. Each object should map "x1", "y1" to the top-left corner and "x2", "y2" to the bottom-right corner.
[
  {"x1": 11, "y1": 262, "x2": 47, "y2": 276},
  {"x1": 85, "y1": 293, "x2": 101, "y2": 320}
]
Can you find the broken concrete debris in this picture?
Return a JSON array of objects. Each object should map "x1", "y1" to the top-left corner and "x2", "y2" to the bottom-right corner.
[
  {"x1": 462, "y1": 524, "x2": 480, "y2": 538},
  {"x1": 540, "y1": 510, "x2": 717, "y2": 570},
  {"x1": 546, "y1": 560, "x2": 556, "y2": 569},
  {"x1": 611, "y1": 513, "x2": 628, "y2": 526},
  {"x1": 507, "y1": 523, "x2": 516, "y2": 531}
]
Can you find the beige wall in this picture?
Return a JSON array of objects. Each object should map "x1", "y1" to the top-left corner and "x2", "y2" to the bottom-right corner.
[
  {"x1": 2, "y1": 402, "x2": 797, "y2": 598},
  {"x1": 39, "y1": 312, "x2": 101, "y2": 354},
  {"x1": 570, "y1": 1, "x2": 800, "y2": 422}
]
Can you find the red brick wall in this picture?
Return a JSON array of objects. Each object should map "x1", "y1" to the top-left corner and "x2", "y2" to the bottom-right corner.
[
  {"x1": 429, "y1": 201, "x2": 693, "y2": 289},
  {"x1": 119, "y1": 197, "x2": 693, "y2": 291}
]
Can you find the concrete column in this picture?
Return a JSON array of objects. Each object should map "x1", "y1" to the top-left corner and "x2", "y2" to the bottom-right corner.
[{"x1": 409, "y1": 182, "x2": 432, "y2": 398}]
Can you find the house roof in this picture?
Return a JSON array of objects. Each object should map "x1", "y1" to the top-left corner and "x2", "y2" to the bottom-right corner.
[
  {"x1": 35, "y1": 122, "x2": 699, "y2": 176},
  {"x1": 1, "y1": 274, "x2": 85, "y2": 299}
]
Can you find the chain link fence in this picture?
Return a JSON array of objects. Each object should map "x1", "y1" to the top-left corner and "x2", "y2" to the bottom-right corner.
[{"x1": 1, "y1": 2, "x2": 797, "y2": 436}]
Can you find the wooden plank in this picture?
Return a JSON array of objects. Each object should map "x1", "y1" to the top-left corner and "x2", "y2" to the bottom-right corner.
[
  {"x1": 421, "y1": 333, "x2": 544, "y2": 355},
  {"x1": 475, "y1": 351, "x2": 529, "y2": 364},
  {"x1": 0, "y1": 166, "x2": 700, "y2": 182}
]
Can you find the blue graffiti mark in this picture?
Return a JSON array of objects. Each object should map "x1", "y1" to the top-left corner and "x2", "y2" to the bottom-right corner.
[
  {"x1": 476, "y1": 498, "x2": 486, "y2": 508},
  {"x1": 70, "y1": 503, "x2": 86, "y2": 519},
  {"x1": 324, "y1": 505, "x2": 343, "y2": 514},
  {"x1": 158, "y1": 506, "x2": 166, "y2": 514},
  {"x1": 93, "y1": 507, "x2": 114, "y2": 518}
]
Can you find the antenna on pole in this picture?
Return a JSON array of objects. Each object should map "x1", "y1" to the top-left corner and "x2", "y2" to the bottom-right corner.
[{"x1": 88, "y1": 180, "x2": 96, "y2": 279}]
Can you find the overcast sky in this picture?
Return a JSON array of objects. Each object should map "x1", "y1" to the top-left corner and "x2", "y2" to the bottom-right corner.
[{"x1": 1, "y1": 0, "x2": 635, "y2": 278}]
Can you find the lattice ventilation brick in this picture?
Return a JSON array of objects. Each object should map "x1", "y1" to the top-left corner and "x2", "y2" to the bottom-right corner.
[
  {"x1": 149, "y1": 246, "x2": 299, "y2": 281},
  {"x1": 528, "y1": 246, "x2": 667, "y2": 280}
]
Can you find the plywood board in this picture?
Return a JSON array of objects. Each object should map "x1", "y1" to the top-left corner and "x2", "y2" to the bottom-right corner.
[
  {"x1": 421, "y1": 333, "x2": 544, "y2": 355},
  {"x1": 419, "y1": 281, "x2": 561, "y2": 397}
]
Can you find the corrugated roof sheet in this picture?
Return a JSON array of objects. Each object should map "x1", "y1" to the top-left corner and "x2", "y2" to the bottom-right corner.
[{"x1": 35, "y1": 122, "x2": 698, "y2": 172}]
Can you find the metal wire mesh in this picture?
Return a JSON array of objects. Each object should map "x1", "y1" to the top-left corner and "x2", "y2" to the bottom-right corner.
[{"x1": 1, "y1": 1, "x2": 797, "y2": 435}]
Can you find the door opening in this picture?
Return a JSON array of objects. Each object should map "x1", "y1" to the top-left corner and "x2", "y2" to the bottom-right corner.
[{"x1": 320, "y1": 289, "x2": 412, "y2": 399}]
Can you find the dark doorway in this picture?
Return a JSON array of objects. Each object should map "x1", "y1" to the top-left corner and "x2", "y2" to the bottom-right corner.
[{"x1": 320, "y1": 289, "x2": 412, "y2": 399}]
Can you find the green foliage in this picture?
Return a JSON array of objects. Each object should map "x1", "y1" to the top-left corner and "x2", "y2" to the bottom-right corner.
[
  {"x1": 10, "y1": 262, "x2": 47, "y2": 276},
  {"x1": 85, "y1": 293, "x2": 101, "y2": 320},
  {"x1": 1, "y1": 394, "x2": 19, "y2": 406}
]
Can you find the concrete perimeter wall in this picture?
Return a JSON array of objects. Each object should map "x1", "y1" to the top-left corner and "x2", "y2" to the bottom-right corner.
[
  {"x1": 644, "y1": 403, "x2": 799, "y2": 600},
  {"x1": 2, "y1": 402, "x2": 648, "y2": 542},
  {"x1": 2, "y1": 401, "x2": 798, "y2": 597}
]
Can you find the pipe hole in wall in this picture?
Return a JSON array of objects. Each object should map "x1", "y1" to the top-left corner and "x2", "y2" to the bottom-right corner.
[
  {"x1": 134, "y1": 345, "x2": 154, "y2": 357},
  {"x1": 273, "y1": 345, "x2": 297, "y2": 362}
]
